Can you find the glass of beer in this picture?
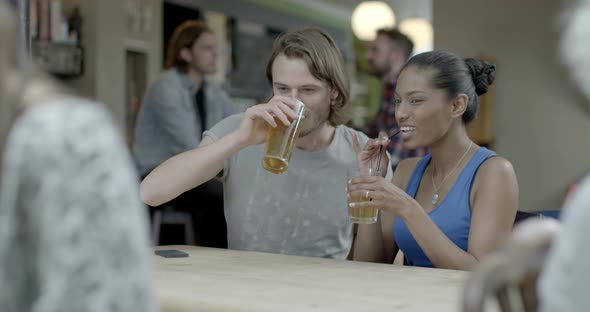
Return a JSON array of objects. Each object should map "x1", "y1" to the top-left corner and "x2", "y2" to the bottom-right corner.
[
  {"x1": 262, "y1": 99, "x2": 305, "y2": 174},
  {"x1": 347, "y1": 167, "x2": 378, "y2": 224}
]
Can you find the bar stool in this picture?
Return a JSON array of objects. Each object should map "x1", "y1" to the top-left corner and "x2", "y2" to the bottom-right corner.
[{"x1": 151, "y1": 205, "x2": 196, "y2": 246}]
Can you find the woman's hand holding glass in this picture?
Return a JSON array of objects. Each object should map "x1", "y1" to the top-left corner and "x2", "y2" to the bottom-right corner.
[{"x1": 347, "y1": 174, "x2": 418, "y2": 217}]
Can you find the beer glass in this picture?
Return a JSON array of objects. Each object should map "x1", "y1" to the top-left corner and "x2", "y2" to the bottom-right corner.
[
  {"x1": 347, "y1": 167, "x2": 378, "y2": 224},
  {"x1": 261, "y1": 99, "x2": 305, "y2": 174}
]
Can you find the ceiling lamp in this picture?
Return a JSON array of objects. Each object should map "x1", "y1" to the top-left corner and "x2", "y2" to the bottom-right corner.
[
  {"x1": 399, "y1": 18, "x2": 433, "y2": 53},
  {"x1": 351, "y1": 1, "x2": 396, "y2": 41}
]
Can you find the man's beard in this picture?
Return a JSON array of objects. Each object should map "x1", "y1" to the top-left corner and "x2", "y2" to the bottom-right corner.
[
  {"x1": 367, "y1": 61, "x2": 390, "y2": 79},
  {"x1": 298, "y1": 109, "x2": 330, "y2": 138},
  {"x1": 189, "y1": 62, "x2": 216, "y2": 75}
]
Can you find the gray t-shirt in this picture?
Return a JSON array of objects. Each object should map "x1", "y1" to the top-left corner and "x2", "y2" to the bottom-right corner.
[{"x1": 204, "y1": 114, "x2": 392, "y2": 259}]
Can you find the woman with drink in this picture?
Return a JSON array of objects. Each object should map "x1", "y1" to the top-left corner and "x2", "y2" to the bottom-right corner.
[{"x1": 349, "y1": 51, "x2": 519, "y2": 270}]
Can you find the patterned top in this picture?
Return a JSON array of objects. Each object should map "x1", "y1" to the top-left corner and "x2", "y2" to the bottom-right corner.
[
  {"x1": 0, "y1": 98, "x2": 156, "y2": 312},
  {"x1": 365, "y1": 80, "x2": 428, "y2": 168}
]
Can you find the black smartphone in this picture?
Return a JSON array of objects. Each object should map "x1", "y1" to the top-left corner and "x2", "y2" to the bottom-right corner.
[{"x1": 155, "y1": 249, "x2": 189, "y2": 258}]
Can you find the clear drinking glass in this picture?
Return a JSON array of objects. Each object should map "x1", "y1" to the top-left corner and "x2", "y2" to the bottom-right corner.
[
  {"x1": 347, "y1": 166, "x2": 378, "y2": 224},
  {"x1": 261, "y1": 100, "x2": 305, "y2": 174}
]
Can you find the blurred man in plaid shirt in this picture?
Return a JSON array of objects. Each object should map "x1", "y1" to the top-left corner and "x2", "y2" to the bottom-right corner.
[{"x1": 364, "y1": 28, "x2": 428, "y2": 170}]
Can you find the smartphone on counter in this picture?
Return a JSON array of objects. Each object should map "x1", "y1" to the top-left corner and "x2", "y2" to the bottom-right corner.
[{"x1": 155, "y1": 249, "x2": 189, "y2": 258}]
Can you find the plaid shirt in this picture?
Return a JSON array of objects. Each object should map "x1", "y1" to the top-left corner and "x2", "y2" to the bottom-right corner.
[{"x1": 365, "y1": 80, "x2": 429, "y2": 168}]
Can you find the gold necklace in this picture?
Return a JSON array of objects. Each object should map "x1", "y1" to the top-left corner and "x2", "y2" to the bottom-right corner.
[{"x1": 430, "y1": 142, "x2": 473, "y2": 205}]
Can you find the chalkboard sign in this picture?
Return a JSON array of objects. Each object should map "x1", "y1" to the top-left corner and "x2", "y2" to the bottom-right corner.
[{"x1": 228, "y1": 20, "x2": 278, "y2": 101}]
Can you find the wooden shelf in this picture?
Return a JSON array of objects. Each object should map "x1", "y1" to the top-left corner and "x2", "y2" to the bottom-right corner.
[{"x1": 31, "y1": 39, "x2": 84, "y2": 78}]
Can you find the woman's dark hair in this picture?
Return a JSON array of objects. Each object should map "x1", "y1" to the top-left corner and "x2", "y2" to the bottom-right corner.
[{"x1": 403, "y1": 51, "x2": 496, "y2": 123}]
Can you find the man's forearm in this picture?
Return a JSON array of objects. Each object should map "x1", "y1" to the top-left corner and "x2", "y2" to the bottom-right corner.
[{"x1": 140, "y1": 131, "x2": 245, "y2": 206}]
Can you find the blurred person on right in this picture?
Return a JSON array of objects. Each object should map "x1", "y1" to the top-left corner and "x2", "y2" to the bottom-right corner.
[
  {"x1": 538, "y1": 0, "x2": 590, "y2": 310},
  {"x1": 364, "y1": 28, "x2": 428, "y2": 171},
  {"x1": 350, "y1": 51, "x2": 519, "y2": 270}
]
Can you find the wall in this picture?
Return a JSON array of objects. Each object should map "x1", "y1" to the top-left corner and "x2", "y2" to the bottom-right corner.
[
  {"x1": 94, "y1": 1, "x2": 126, "y2": 126},
  {"x1": 168, "y1": 0, "x2": 351, "y2": 59},
  {"x1": 62, "y1": 0, "x2": 162, "y2": 129},
  {"x1": 61, "y1": 0, "x2": 97, "y2": 101},
  {"x1": 63, "y1": 0, "x2": 349, "y2": 128},
  {"x1": 166, "y1": 0, "x2": 354, "y2": 104},
  {"x1": 433, "y1": 0, "x2": 590, "y2": 212},
  {"x1": 388, "y1": 0, "x2": 432, "y2": 24}
]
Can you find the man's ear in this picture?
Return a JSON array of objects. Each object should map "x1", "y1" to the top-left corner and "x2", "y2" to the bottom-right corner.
[
  {"x1": 393, "y1": 49, "x2": 404, "y2": 62},
  {"x1": 389, "y1": 49, "x2": 400, "y2": 65},
  {"x1": 450, "y1": 93, "x2": 469, "y2": 118},
  {"x1": 391, "y1": 49, "x2": 406, "y2": 73},
  {"x1": 331, "y1": 89, "x2": 338, "y2": 101},
  {"x1": 179, "y1": 48, "x2": 192, "y2": 63},
  {"x1": 328, "y1": 88, "x2": 339, "y2": 106}
]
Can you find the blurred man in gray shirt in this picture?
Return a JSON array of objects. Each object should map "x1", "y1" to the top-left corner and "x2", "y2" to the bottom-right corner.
[{"x1": 133, "y1": 20, "x2": 235, "y2": 247}]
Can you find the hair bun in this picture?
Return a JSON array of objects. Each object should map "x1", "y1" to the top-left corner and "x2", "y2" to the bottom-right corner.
[{"x1": 465, "y1": 58, "x2": 496, "y2": 96}]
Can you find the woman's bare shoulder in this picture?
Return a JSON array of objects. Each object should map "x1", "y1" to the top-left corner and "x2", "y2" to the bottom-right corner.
[{"x1": 393, "y1": 157, "x2": 426, "y2": 189}]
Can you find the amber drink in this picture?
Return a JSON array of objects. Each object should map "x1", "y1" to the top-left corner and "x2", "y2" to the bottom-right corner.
[
  {"x1": 347, "y1": 167, "x2": 378, "y2": 224},
  {"x1": 262, "y1": 100, "x2": 305, "y2": 174}
]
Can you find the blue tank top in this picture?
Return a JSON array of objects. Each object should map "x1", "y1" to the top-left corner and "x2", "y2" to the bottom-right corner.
[{"x1": 393, "y1": 147, "x2": 495, "y2": 267}]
